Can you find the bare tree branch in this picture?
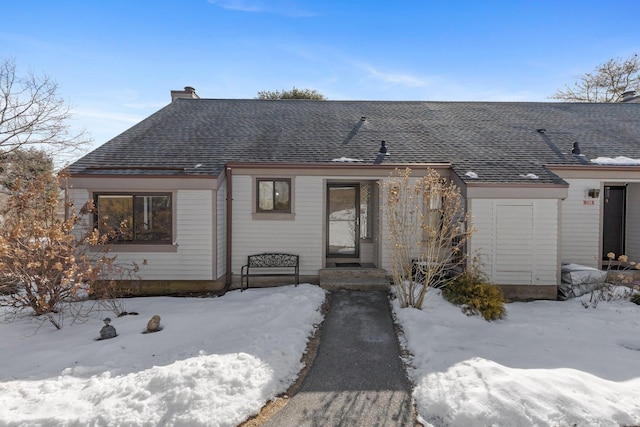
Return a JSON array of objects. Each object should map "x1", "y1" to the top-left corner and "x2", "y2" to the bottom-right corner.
[
  {"x1": 0, "y1": 57, "x2": 90, "y2": 156},
  {"x1": 551, "y1": 54, "x2": 640, "y2": 102}
]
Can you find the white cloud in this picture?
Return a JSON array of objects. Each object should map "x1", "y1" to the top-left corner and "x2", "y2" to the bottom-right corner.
[
  {"x1": 208, "y1": 0, "x2": 317, "y2": 17},
  {"x1": 357, "y1": 62, "x2": 429, "y2": 88},
  {"x1": 66, "y1": 108, "x2": 145, "y2": 158},
  {"x1": 73, "y1": 108, "x2": 143, "y2": 124},
  {"x1": 122, "y1": 101, "x2": 167, "y2": 110},
  {"x1": 344, "y1": 58, "x2": 550, "y2": 101}
]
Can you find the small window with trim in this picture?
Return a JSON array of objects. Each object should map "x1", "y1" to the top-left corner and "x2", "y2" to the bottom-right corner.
[
  {"x1": 95, "y1": 193, "x2": 172, "y2": 243},
  {"x1": 257, "y1": 178, "x2": 291, "y2": 213}
]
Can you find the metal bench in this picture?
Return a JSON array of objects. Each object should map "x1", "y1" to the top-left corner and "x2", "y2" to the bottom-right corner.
[{"x1": 240, "y1": 253, "x2": 300, "y2": 291}]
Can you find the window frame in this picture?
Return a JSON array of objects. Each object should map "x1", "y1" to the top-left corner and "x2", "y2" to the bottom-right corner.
[
  {"x1": 94, "y1": 192, "x2": 174, "y2": 245},
  {"x1": 254, "y1": 178, "x2": 294, "y2": 218},
  {"x1": 360, "y1": 182, "x2": 373, "y2": 241}
]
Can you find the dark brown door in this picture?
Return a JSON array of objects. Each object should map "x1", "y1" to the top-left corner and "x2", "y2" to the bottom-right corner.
[{"x1": 602, "y1": 186, "x2": 626, "y2": 259}]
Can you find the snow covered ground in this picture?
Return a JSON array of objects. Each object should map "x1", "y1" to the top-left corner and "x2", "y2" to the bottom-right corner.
[
  {"x1": 0, "y1": 284, "x2": 326, "y2": 427},
  {"x1": 393, "y1": 289, "x2": 640, "y2": 427},
  {"x1": 2, "y1": 283, "x2": 639, "y2": 426}
]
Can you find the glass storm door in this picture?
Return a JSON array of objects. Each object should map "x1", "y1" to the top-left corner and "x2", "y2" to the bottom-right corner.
[{"x1": 327, "y1": 184, "x2": 360, "y2": 257}]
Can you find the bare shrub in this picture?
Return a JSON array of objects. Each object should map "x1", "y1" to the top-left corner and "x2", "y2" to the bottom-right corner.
[
  {"x1": 382, "y1": 168, "x2": 472, "y2": 309},
  {"x1": 0, "y1": 171, "x2": 137, "y2": 328},
  {"x1": 89, "y1": 266, "x2": 143, "y2": 317},
  {"x1": 583, "y1": 252, "x2": 640, "y2": 308}
]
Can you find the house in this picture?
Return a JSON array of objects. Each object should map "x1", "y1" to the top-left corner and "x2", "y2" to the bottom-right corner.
[
  {"x1": 620, "y1": 90, "x2": 640, "y2": 103},
  {"x1": 66, "y1": 87, "x2": 640, "y2": 300}
]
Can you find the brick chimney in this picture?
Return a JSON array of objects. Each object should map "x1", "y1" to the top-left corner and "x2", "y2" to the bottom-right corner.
[{"x1": 171, "y1": 86, "x2": 199, "y2": 102}]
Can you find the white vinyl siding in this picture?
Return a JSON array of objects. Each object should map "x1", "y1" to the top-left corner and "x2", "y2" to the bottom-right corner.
[
  {"x1": 625, "y1": 183, "x2": 640, "y2": 261},
  {"x1": 560, "y1": 179, "x2": 602, "y2": 267},
  {"x1": 216, "y1": 180, "x2": 227, "y2": 279},
  {"x1": 71, "y1": 189, "x2": 215, "y2": 280},
  {"x1": 232, "y1": 175, "x2": 323, "y2": 276},
  {"x1": 469, "y1": 199, "x2": 559, "y2": 286}
]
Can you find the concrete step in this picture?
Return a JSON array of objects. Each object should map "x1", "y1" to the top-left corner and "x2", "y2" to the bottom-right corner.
[{"x1": 319, "y1": 268, "x2": 390, "y2": 291}]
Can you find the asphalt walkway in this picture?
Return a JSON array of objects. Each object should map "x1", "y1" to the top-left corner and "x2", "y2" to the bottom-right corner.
[{"x1": 262, "y1": 290, "x2": 416, "y2": 427}]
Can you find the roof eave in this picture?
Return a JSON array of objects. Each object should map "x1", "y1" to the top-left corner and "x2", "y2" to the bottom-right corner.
[
  {"x1": 546, "y1": 164, "x2": 640, "y2": 171},
  {"x1": 224, "y1": 161, "x2": 452, "y2": 171}
]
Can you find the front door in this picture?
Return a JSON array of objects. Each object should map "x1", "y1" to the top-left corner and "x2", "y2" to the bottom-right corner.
[
  {"x1": 602, "y1": 185, "x2": 626, "y2": 259},
  {"x1": 327, "y1": 184, "x2": 360, "y2": 258}
]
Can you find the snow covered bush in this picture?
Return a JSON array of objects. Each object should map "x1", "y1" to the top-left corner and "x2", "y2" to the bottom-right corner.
[
  {"x1": 443, "y1": 269, "x2": 506, "y2": 321},
  {"x1": 382, "y1": 168, "x2": 472, "y2": 309}
]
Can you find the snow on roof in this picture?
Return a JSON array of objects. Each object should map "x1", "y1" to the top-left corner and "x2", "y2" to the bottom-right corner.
[
  {"x1": 331, "y1": 157, "x2": 364, "y2": 162},
  {"x1": 590, "y1": 156, "x2": 640, "y2": 165},
  {"x1": 519, "y1": 173, "x2": 539, "y2": 179},
  {"x1": 465, "y1": 171, "x2": 478, "y2": 179}
]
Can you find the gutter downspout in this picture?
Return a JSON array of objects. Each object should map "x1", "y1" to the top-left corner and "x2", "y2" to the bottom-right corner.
[{"x1": 218, "y1": 165, "x2": 233, "y2": 296}]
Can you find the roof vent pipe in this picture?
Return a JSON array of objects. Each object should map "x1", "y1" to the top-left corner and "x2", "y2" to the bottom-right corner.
[
  {"x1": 379, "y1": 140, "x2": 387, "y2": 154},
  {"x1": 572, "y1": 142, "x2": 581, "y2": 155}
]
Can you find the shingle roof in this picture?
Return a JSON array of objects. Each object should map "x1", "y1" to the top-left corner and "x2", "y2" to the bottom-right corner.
[{"x1": 68, "y1": 99, "x2": 640, "y2": 184}]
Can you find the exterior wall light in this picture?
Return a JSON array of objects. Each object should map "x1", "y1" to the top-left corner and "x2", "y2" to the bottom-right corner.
[{"x1": 588, "y1": 188, "x2": 600, "y2": 198}]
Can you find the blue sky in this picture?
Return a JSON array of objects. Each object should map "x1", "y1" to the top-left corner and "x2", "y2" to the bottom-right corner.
[{"x1": 2, "y1": 0, "x2": 639, "y2": 159}]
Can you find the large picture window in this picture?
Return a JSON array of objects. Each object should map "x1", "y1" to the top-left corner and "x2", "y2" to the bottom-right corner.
[
  {"x1": 257, "y1": 179, "x2": 291, "y2": 213},
  {"x1": 95, "y1": 193, "x2": 172, "y2": 243}
]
